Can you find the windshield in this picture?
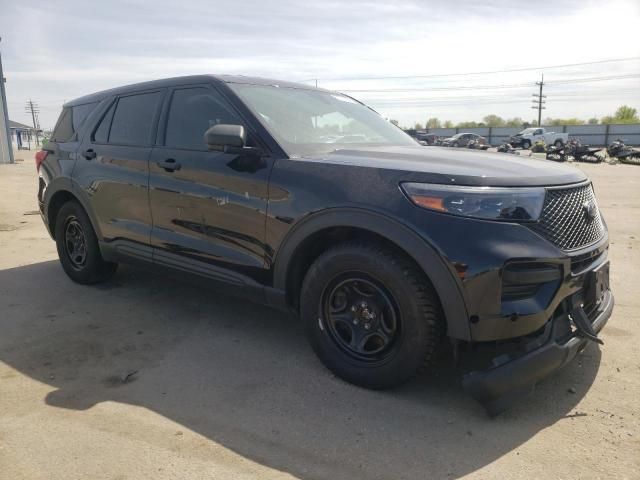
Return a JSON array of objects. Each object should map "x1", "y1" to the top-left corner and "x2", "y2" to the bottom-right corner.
[
  {"x1": 229, "y1": 84, "x2": 417, "y2": 157},
  {"x1": 518, "y1": 128, "x2": 536, "y2": 135}
]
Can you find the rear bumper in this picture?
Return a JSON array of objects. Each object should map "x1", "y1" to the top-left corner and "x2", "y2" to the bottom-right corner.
[{"x1": 462, "y1": 289, "x2": 613, "y2": 416}]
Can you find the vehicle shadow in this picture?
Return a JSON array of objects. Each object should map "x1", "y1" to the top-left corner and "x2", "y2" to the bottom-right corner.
[{"x1": 0, "y1": 260, "x2": 602, "y2": 480}]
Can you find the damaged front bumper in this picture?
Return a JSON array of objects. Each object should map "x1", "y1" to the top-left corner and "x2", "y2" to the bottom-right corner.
[{"x1": 463, "y1": 284, "x2": 613, "y2": 417}]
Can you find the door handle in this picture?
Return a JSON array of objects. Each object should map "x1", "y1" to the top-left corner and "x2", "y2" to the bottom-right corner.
[
  {"x1": 157, "y1": 158, "x2": 181, "y2": 172},
  {"x1": 83, "y1": 149, "x2": 97, "y2": 160}
]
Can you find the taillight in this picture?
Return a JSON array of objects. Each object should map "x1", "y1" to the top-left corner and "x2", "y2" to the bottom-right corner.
[{"x1": 35, "y1": 150, "x2": 48, "y2": 171}]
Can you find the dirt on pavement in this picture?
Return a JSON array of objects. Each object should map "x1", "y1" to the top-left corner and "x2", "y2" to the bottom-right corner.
[{"x1": 0, "y1": 154, "x2": 639, "y2": 480}]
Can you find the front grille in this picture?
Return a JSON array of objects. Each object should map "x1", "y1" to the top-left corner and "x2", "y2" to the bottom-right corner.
[{"x1": 529, "y1": 183, "x2": 605, "y2": 251}]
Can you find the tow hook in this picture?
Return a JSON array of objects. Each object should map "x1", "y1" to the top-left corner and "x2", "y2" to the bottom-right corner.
[{"x1": 569, "y1": 306, "x2": 604, "y2": 345}]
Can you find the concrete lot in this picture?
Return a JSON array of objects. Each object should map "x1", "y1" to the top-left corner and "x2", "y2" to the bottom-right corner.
[{"x1": 1, "y1": 152, "x2": 639, "y2": 480}]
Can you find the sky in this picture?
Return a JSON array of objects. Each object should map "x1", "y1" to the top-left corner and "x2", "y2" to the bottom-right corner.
[{"x1": 1, "y1": 0, "x2": 639, "y2": 130}]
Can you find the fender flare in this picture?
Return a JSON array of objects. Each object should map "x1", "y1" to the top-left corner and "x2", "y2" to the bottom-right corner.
[
  {"x1": 43, "y1": 177, "x2": 104, "y2": 241},
  {"x1": 272, "y1": 208, "x2": 471, "y2": 340}
]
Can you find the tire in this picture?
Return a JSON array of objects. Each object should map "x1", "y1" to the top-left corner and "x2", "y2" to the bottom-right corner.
[
  {"x1": 522, "y1": 140, "x2": 531, "y2": 149},
  {"x1": 554, "y1": 139, "x2": 563, "y2": 147},
  {"x1": 452, "y1": 142, "x2": 459, "y2": 148},
  {"x1": 300, "y1": 242, "x2": 442, "y2": 390},
  {"x1": 54, "y1": 200, "x2": 117, "y2": 284}
]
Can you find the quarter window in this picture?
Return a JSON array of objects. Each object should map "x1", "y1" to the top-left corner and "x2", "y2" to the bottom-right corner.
[
  {"x1": 51, "y1": 108, "x2": 74, "y2": 142},
  {"x1": 164, "y1": 87, "x2": 241, "y2": 150}
]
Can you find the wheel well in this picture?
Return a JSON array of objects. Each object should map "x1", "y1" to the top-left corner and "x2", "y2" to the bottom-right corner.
[
  {"x1": 47, "y1": 190, "x2": 77, "y2": 239},
  {"x1": 285, "y1": 226, "x2": 438, "y2": 311}
]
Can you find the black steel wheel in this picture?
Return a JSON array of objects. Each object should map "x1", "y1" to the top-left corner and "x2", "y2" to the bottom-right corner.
[
  {"x1": 64, "y1": 217, "x2": 87, "y2": 269},
  {"x1": 55, "y1": 200, "x2": 117, "y2": 284},
  {"x1": 301, "y1": 242, "x2": 443, "y2": 390},
  {"x1": 322, "y1": 274, "x2": 400, "y2": 363}
]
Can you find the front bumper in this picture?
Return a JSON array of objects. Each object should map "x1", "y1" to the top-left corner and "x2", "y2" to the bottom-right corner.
[{"x1": 463, "y1": 288, "x2": 613, "y2": 416}]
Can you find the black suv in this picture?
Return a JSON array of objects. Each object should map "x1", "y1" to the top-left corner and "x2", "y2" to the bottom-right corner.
[{"x1": 37, "y1": 75, "x2": 613, "y2": 415}]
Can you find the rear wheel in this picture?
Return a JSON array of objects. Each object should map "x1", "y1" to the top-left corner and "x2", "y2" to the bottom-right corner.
[
  {"x1": 300, "y1": 242, "x2": 442, "y2": 389},
  {"x1": 554, "y1": 139, "x2": 563, "y2": 147},
  {"x1": 54, "y1": 201, "x2": 117, "y2": 284}
]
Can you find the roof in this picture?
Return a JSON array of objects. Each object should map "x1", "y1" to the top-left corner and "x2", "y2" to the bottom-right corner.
[
  {"x1": 9, "y1": 120, "x2": 32, "y2": 130},
  {"x1": 65, "y1": 74, "x2": 326, "y2": 107}
]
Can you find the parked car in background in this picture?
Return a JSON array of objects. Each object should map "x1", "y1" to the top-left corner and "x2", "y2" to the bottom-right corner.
[
  {"x1": 509, "y1": 128, "x2": 568, "y2": 149},
  {"x1": 403, "y1": 130, "x2": 439, "y2": 145},
  {"x1": 416, "y1": 133, "x2": 439, "y2": 145},
  {"x1": 442, "y1": 133, "x2": 487, "y2": 148}
]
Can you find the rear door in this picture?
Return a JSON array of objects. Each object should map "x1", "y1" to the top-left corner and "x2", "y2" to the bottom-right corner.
[
  {"x1": 73, "y1": 89, "x2": 165, "y2": 253},
  {"x1": 148, "y1": 84, "x2": 272, "y2": 282}
]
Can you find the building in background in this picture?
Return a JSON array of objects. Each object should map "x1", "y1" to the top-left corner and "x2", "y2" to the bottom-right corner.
[{"x1": 9, "y1": 119, "x2": 38, "y2": 150}]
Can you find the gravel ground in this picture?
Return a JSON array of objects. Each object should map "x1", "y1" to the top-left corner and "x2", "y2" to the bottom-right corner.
[{"x1": 0, "y1": 153, "x2": 639, "y2": 480}]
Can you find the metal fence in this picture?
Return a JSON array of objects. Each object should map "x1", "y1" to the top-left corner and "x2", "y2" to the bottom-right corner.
[{"x1": 424, "y1": 124, "x2": 640, "y2": 146}]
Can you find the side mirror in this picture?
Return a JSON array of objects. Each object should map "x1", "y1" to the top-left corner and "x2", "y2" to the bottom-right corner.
[{"x1": 204, "y1": 124, "x2": 246, "y2": 151}]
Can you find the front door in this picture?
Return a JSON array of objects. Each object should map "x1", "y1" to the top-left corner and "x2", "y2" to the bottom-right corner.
[{"x1": 148, "y1": 85, "x2": 272, "y2": 283}]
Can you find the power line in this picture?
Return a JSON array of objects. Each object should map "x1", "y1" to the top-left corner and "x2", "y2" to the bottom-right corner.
[
  {"x1": 359, "y1": 88, "x2": 640, "y2": 105},
  {"x1": 338, "y1": 73, "x2": 640, "y2": 93},
  {"x1": 298, "y1": 56, "x2": 640, "y2": 82}
]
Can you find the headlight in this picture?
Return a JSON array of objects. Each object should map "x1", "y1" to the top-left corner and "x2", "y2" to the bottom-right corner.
[{"x1": 401, "y1": 183, "x2": 546, "y2": 221}]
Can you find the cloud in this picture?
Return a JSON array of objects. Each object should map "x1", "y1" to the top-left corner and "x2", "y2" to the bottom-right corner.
[{"x1": 2, "y1": 0, "x2": 639, "y2": 128}]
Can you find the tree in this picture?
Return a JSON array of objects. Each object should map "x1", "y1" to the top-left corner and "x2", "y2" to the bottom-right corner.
[
  {"x1": 544, "y1": 117, "x2": 584, "y2": 126},
  {"x1": 426, "y1": 117, "x2": 441, "y2": 128},
  {"x1": 457, "y1": 121, "x2": 483, "y2": 128},
  {"x1": 588, "y1": 118, "x2": 599, "y2": 125},
  {"x1": 414, "y1": 122, "x2": 424, "y2": 130},
  {"x1": 614, "y1": 105, "x2": 638, "y2": 123},
  {"x1": 505, "y1": 117, "x2": 524, "y2": 127},
  {"x1": 443, "y1": 120, "x2": 454, "y2": 128},
  {"x1": 601, "y1": 105, "x2": 639, "y2": 124},
  {"x1": 482, "y1": 114, "x2": 505, "y2": 127}
]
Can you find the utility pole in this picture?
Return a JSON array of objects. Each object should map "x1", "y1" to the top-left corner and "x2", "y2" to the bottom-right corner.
[
  {"x1": 531, "y1": 74, "x2": 546, "y2": 127},
  {"x1": 0, "y1": 36, "x2": 14, "y2": 164},
  {"x1": 25, "y1": 99, "x2": 40, "y2": 146}
]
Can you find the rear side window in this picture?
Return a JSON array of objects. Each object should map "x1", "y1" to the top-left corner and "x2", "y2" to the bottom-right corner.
[
  {"x1": 72, "y1": 102, "x2": 98, "y2": 132},
  {"x1": 92, "y1": 101, "x2": 116, "y2": 144},
  {"x1": 51, "y1": 108, "x2": 74, "y2": 142},
  {"x1": 164, "y1": 87, "x2": 241, "y2": 150},
  {"x1": 108, "y1": 92, "x2": 162, "y2": 146}
]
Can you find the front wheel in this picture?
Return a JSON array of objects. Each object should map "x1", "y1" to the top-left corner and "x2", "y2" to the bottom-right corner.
[
  {"x1": 54, "y1": 200, "x2": 118, "y2": 284},
  {"x1": 300, "y1": 242, "x2": 443, "y2": 389},
  {"x1": 522, "y1": 140, "x2": 532, "y2": 149}
]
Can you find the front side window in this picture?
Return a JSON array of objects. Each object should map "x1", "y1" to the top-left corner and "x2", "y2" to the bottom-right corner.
[
  {"x1": 108, "y1": 91, "x2": 162, "y2": 145},
  {"x1": 164, "y1": 87, "x2": 241, "y2": 150},
  {"x1": 229, "y1": 84, "x2": 415, "y2": 157}
]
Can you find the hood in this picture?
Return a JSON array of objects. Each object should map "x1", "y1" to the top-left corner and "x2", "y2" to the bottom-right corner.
[{"x1": 308, "y1": 145, "x2": 587, "y2": 187}]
